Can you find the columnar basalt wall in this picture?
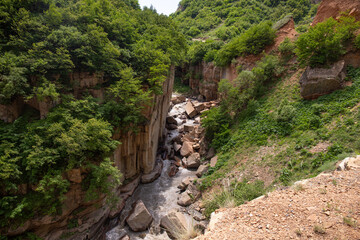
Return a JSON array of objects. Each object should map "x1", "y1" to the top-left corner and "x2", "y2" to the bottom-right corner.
[
  {"x1": 113, "y1": 65, "x2": 175, "y2": 179},
  {"x1": 4, "y1": 66, "x2": 175, "y2": 239}
]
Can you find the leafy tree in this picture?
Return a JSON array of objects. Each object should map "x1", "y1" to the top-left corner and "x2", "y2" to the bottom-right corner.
[{"x1": 295, "y1": 16, "x2": 360, "y2": 67}]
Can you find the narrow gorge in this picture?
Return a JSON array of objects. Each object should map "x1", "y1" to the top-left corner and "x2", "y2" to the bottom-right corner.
[{"x1": 2, "y1": 0, "x2": 360, "y2": 239}]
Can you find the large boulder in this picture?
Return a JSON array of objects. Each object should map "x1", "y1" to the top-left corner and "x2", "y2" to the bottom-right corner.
[
  {"x1": 185, "y1": 101, "x2": 198, "y2": 118},
  {"x1": 166, "y1": 116, "x2": 178, "y2": 125},
  {"x1": 210, "y1": 155, "x2": 218, "y2": 167},
  {"x1": 160, "y1": 211, "x2": 189, "y2": 238},
  {"x1": 196, "y1": 165, "x2": 209, "y2": 177},
  {"x1": 300, "y1": 60, "x2": 346, "y2": 100},
  {"x1": 178, "y1": 176, "x2": 197, "y2": 191},
  {"x1": 177, "y1": 192, "x2": 193, "y2": 206},
  {"x1": 180, "y1": 141, "x2": 194, "y2": 157},
  {"x1": 126, "y1": 200, "x2": 153, "y2": 232},
  {"x1": 141, "y1": 161, "x2": 163, "y2": 184},
  {"x1": 184, "y1": 152, "x2": 200, "y2": 168}
]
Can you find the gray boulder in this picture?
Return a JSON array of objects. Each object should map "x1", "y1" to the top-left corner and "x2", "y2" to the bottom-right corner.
[
  {"x1": 160, "y1": 210, "x2": 189, "y2": 238},
  {"x1": 196, "y1": 164, "x2": 209, "y2": 177},
  {"x1": 300, "y1": 60, "x2": 346, "y2": 100},
  {"x1": 126, "y1": 200, "x2": 153, "y2": 232}
]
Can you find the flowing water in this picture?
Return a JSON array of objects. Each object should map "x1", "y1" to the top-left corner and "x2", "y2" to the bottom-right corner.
[{"x1": 106, "y1": 96, "x2": 199, "y2": 240}]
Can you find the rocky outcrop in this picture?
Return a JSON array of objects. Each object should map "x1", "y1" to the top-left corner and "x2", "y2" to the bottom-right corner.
[
  {"x1": 312, "y1": 0, "x2": 360, "y2": 26},
  {"x1": 188, "y1": 62, "x2": 237, "y2": 101},
  {"x1": 112, "y1": 65, "x2": 175, "y2": 179},
  {"x1": 300, "y1": 60, "x2": 346, "y2": 99},
  {"x1": 0, "y1": 71, "x2": 105, "y2": 122}
]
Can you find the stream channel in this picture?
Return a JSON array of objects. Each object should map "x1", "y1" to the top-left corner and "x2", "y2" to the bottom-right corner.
[{"x1": 105, "y1": 95, "x2": 203, "y2": 240}]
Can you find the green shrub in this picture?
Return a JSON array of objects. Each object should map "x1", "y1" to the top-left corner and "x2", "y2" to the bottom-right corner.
[
  {"x1": 278, "y1": 37, "x2": 296, "y2": 61},
  {"x1": 203, "y1": 180, "x2": 265, "y2": 218},
  {"x1": 355, "y1": 34, "x2": 360, "y2": 49},
  {"x1": 201, "y1": 107, "x2": 231, "y2": 144},
  {"x1": 295, "y1": 16, "x2": 360, "y2": 67},
  {"x1": 215, "y1": 21, "x2": 276, "y2": 66}
]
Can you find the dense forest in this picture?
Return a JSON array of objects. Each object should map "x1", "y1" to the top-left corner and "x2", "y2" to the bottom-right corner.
[
  {"x1": 171, "y1": 0, "x2": 319, "y2": 66},
  {"x1": 0, "y1": 0, "x2": 185, "y2": 233}
]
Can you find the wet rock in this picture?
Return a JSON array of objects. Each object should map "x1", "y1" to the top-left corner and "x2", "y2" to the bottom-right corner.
[
  {"x1": 174, "y1": 156, "x2": 182, "y2": 167},
  {"x1": 182, "y1": 134, "x2": 195, "y2": 143},
  {"x1": 185, "y1": 101, "x2": 198, "y2": 118},
  {"x1": 185, "y1": 152, "x2": 200, "y2": 169},
  {"x1": 166, "y1": 124, "x2": 178, "y2": 130},
  {"x1": 178, "y1": 176, "x2": 197, "y2": 191},
  {"x1": 300, "y1": 60, "x2": 346, "y2": 99},
  {"x1": 168, "y1": 164, "x2": 179, "y2": 177},
  {"x1": 106, "y1": 226, "x2": 127, "y2": 240},
  {"x1": 141, "y1": 161, "x2": 163, "y2": 184},
  {"x1": 194, "y1": 116, "x2": 201, "y2": 124},
  {"x1": 184, "y1": 124, "x2": 194, "y2": 132},
  {"x1": 166, "y1": 116, "x2": 178, "y2": 125},
  {"x1": 171, "y1": 135, "x2": 182, "y2": 144},
  {"x1": 173, "y1": 142, "x2": 182, "y2": 152},
  {"x1": 210, "y1": 155, "x2": 218, "y2": 168},
  {"x1": 196, "y1": 165, "x2": 209, "y2": 177},
  {"x1": 160, "y1": 210, "x2": 189, "y2": 238},
  {"x1": 126, "y1": 200, "x2": 153, "y2": 232},
  {"x1": 180, "y1": 141, "x2": 194, "y2": 157}
]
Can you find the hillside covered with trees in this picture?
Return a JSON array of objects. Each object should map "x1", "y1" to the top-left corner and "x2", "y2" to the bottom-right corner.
[{"x1": 0, "y1": 0, "x2": 185, "y2": 236}]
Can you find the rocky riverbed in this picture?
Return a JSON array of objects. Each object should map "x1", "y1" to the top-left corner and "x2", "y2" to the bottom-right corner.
[{"x1": 105, "y1": 94, "x2": 218, "y2": 240}]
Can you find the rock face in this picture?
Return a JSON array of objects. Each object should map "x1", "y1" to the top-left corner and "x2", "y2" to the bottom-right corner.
[
  {"x1": 4, "y1": 67, "x2": 175, "y2": 239},
  {"x1": 188, "y1": 62, "x2": 237, "y2": 101},
  {"x1": 183, "y1": 19, "x2": 297, "y2": 102},
  {"x1": 300, "y1": 60, "x2": 346, "y2": 100},
  {"x1": 112, "y1": 66, "x2": 175, "y2": 179},
  {"x1": 312, "y1": 0, "x2": 360, "y2": 26},
  {"x1": 126, "y1": 200, "x2": 153, "y2": 232}
]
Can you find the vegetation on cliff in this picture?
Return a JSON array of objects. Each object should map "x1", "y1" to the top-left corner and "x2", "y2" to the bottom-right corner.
[
  {"x1": 0, "y1": 0, "x2": 185, "y2": 233},
  {"x1": 172, "y1": 0, "x2": 319, "y2": 69},
  {"x1": 196, "y1": 15, "x2": 360, "y2": 216}
]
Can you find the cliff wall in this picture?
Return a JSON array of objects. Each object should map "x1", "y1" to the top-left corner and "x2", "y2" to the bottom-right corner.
[
  {"x1": 188, "y1": 18, "x2": 297, "y2": 101},
  {"x1": 5, "y1": 66, "x2": 175, "y2": 239}
]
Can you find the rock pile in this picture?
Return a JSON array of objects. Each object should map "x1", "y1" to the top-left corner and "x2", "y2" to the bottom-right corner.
[{"x1": 166, "y1": 96, "x2": 218, "y2": 176}]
